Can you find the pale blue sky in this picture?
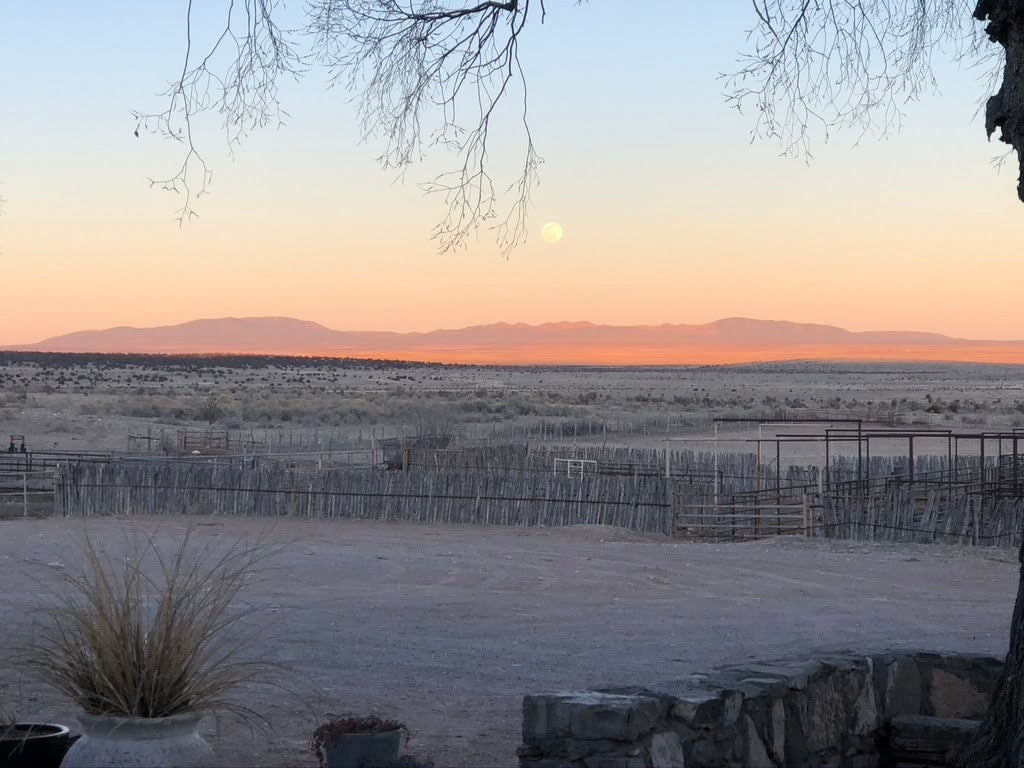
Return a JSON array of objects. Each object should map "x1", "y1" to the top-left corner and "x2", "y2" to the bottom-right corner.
[{"x1": 2, "y1": 2, "x2": 1021, "y2": 344}]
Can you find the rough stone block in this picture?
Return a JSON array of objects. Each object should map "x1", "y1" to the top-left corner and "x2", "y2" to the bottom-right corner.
[
  {"x1": 564, "y1": 693, "x2": 665, "y2": 741},
  {"x1": 882, "y1": 656, "x2": 922, "y2": 717},
  {"x1": 887, "y1": 714, "x2": 979, "y2": 766},
  {"x1": 561, "y1": 739, "x2": 646, "y2": 760},
  {"x1": 925, "y1": 668, "x2": 990, "y2": 720},
  {"x1": 582, "y1": 751, "x2": 646, "y2": 768},
  {"x1": 743, "y1": 714, "x2": 775, "y2": 768},
  {"x1": 599, "y1": 685, "x2": 662, "y2": 698},
  {"x1": 767, "y1": 660, "x2": 826, "y2": 691},
  {"x1": 815, "y1": 654, "x2": 868, "y2": 673},
  {"x1": 730, "y1": 664, "x2": 799, "y2": 682},
  {"x1": 520, "y1": 652, "x2": 1002, "y2": 768},
  {"x1": 839, "y1": 755, "x2": 881, "y2": 768},
  {"x1": 781, "y1": 694, "x2": 809, "y2": 766},
  {"x1": 525, "y1": 692, "x2": 665, "y2": 743},
  {"x1": 851, "y1": 663, "x2": 879, "y2": 736},
  {"x1": 520, "y1": 757, "x2": 585, "y2": 768},
  {"x1": 670, "y1": 690, "x2": 742, "y2": 729},
  {"x1": 738, "y1": 693, "x2": 784, "y2": 764},
  {"x1": 684, "y1": 733, "x2": 742, "y2": 768},
  {"x1": 769, "y1": 699, "x2": 785, "y2": 763},
  {"x1": 523, "y1": 693, "x2": 573, "y2": 741},
  {"x1": 737, "y1": 677, "x2": 790, "y2": 698},
  {"x1": 722, "y1": 690, "x2": 744, "y2": 727},
  {"x1": 801, "y1": 671, "x2": 854, "y2": 753},
  {"x1": 704, "y1": 668, "x2": 779, "y2": 698},
  {"x1": 870, "y1": 653, "x2": 895, "y2": 715},
  {"x1": 650, "y1": 731, "x2": 685, "y2": 768},
  {"x1": 523, "y1": 695, "x2": 555, "y2": 741}
]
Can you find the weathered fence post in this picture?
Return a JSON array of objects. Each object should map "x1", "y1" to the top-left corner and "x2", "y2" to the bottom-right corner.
[
  {"x1": 668, "y1": 478, "x2": 677, "y2": 539},
  {"x1": 731, "y1": 494, "x2": 736, "y2": 542}
]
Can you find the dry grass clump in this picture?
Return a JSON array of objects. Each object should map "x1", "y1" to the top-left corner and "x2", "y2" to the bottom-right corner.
[{"x1": 27, "y1": 527, "x2": 275, "y2": 720}]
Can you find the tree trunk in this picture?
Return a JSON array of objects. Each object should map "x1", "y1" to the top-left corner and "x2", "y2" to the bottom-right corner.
[
  {"x1": 959, "y1": 539, "x2": 1024, "y2": 765},
  {"x1": 975, "y1": 0, "x2": 1024, "y2": 200},
  {"x1": 959, "y1": 9, "x2": 1024, "y2": 766}
]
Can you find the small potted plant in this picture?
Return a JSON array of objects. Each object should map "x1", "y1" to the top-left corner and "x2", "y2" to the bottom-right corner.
[
  {"x1": 26, "y1": 528, "x2": 276, "y2": 768},
  {"x1": 0, "y1": 707, "x2": 71, "y2": 768},
  {"x1": 311, "y1": 716, "x2": 409, "y2": 768}
]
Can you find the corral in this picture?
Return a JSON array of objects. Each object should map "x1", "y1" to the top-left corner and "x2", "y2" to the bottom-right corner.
[
  {"x1": 0, "y1": 517, "x2": 1015, "y2": 767},
  {"x1": 5, "y1": 420, "x2": 1023, "y2": 546}
]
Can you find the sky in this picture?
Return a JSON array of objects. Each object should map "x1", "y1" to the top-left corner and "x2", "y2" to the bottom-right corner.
[{"x1": 2, "y1": 2, "x2": 1024, "y2": 345}]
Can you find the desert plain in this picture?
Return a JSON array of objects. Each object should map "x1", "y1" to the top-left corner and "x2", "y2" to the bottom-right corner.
[{"x1": 1, "y1": 354, "x2": 1022, "y2": 765}]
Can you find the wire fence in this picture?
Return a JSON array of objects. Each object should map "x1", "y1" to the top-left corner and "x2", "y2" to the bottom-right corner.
[{"x1": 0, "y1": 469, "x2": 56, "y2": 517}]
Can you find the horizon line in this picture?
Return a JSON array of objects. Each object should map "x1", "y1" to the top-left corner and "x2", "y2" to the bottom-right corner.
[
  {"x1": 12, "y1": 313, "x2": 1024, "y2": 347},
  {"x1": 5, "y1": 348, "x2": 1024, "y2": 369}
]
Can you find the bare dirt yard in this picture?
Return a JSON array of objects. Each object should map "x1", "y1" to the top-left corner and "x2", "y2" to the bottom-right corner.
[{"x1": 0, "y1": 517, "x2": 1017, "y2": 766}]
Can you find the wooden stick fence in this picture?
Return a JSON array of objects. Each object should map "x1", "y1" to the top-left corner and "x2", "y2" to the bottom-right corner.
[
  {"x1": 56, "y1": 462, "x2": 674, "y2": 536},
  {"x1": 46, "y1": 443, "x2": 1024, "y2": 547}
]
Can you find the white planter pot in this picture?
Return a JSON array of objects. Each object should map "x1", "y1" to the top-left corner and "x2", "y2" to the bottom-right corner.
[{"x1": 60, "y1": 712, "x2": 215, "y2": 768}]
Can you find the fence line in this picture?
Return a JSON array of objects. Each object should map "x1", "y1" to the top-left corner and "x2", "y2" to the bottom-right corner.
[
  {"x1": 56, "y1": 462, "x2": 673, "y2": 536},
  {"x1": 44, "y1": 444, "x2": 1024, "y2": 547},
  {"x1": 0, "y1": 469, "x2": 56, "y2": 517}
]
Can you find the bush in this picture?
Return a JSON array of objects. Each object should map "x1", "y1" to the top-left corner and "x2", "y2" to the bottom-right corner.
[{"x1": 195, "y1": 398, "x2": 225, "y2": 423}]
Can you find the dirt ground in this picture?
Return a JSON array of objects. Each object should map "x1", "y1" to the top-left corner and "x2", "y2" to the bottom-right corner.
[{"x1": 0, "y1": 517, "x2": 1017, "y2": 767}]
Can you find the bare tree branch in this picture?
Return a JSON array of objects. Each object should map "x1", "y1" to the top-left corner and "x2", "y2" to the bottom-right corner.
[
  {"x1": 725, "y1": 1, "x2": 992, "y2": 158},
  {"x1": 127, "y1": 1, "x2": 1013, "y2": 247},
  {"x1": 134, "y1": 0, "x2": 302, "y2": 224},
  {"x1": 135, "y1": 0, "x2": 587, "y2": 253},
  {"x1": 307, "y1": 0, "x2": 555, "y2": 254}
]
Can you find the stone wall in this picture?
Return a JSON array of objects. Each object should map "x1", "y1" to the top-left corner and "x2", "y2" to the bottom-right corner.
[{"x1": 518, "y1": 651, "x2": 1003, "y2": 768}]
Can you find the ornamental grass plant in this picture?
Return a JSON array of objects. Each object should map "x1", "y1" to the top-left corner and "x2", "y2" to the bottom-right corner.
[{"x1": 27, "y1": 526, "x2": 277, "y2": 722}]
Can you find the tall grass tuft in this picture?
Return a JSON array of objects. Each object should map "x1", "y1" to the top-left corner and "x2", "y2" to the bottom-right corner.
[{"x1": 27, "y1": 527, "x2": 276, "y2": 721}]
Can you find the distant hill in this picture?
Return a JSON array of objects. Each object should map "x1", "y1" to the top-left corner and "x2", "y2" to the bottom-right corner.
[{"x1": 12, "y1": 316, "x2": 1024, "y2": 365}]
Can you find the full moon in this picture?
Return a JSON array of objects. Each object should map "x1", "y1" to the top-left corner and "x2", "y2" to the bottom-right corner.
[{"x1": 541, "y1": 221, "x2": 564, "y2": 244}]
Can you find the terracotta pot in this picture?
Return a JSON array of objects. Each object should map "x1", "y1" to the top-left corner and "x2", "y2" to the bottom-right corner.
[{"x1": 60, "y1": 713, "x2": 214, "y2": 768}]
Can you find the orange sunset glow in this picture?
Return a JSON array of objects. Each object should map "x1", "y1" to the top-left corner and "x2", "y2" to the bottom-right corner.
[{"x1": 3, "y1": 4, "x2": 1023, "y2": 362}]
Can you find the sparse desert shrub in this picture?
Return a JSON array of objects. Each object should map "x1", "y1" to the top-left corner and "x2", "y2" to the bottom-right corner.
[
  {"x1": 105, "y1": 397, "x2": 151, "y2": 418},
  {"x1": 194, "y1": 397, "x2": 225, "y2": 423}
]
